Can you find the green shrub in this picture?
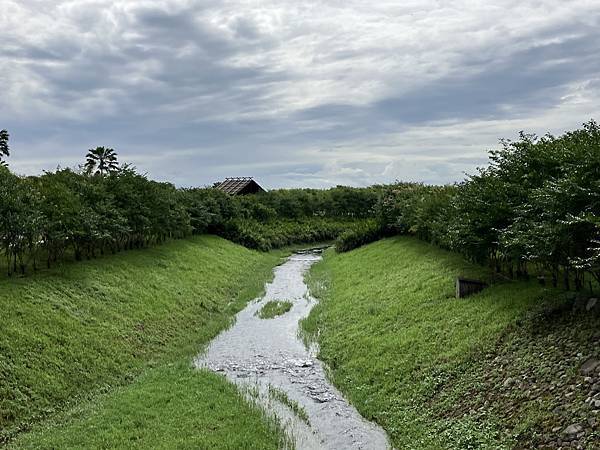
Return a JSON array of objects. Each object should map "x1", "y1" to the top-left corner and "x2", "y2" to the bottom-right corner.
[
  {"x1": 221, "y1": 217, "x2": 360, "y2": 251},
  {"x1": 335, "y1": 220, "x2": 385, "y2": 252}
]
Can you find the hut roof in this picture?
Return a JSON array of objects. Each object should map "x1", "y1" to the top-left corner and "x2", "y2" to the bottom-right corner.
[{"x1": 215, "y1": 177, "x2": 265, "y2": 195}]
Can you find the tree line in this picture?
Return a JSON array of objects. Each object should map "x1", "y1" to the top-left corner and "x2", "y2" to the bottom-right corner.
[
  {"x1": 3, "y1": 120, "x2": 599, "y2": 290},
  {"x1": 369, "y1": 120, "x2": 600, "y2": 291},
  {"x1": 0, "y1": 138, "x2": 379, "y2": 275}
]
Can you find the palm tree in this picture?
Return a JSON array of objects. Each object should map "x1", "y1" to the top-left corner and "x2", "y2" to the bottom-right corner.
[
  {"x1": 0, "y1": 129, "x2": 9, "y2": 166},
  {"x1": 85, "y1": 146, "x2": 119, "y2": 176}
]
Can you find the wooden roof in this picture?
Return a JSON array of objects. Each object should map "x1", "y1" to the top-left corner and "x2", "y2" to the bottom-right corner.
[{"x1": 215, "y1": 177, "x2": 265, "y2": 195}]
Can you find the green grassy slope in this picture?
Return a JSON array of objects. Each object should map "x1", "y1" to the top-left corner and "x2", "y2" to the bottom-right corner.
[
  {"x1": 11, "y1": 365, "x2": 287, "y2": 450},
  {"x1": 1, "y1": 236, "x2": 286, "y2": 448},
  {"x1": 303, "y1": 236, "x2": 556, "y2": 448}
]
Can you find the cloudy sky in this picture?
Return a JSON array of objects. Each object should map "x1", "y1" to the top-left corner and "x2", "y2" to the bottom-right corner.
[{"x1": 2, "y1": 1, "x2": 599, "y2": 188}]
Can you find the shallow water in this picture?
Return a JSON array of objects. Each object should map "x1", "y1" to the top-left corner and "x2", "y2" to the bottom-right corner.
[{"x1": 195, "y1": 250, "x2": 389, "y2": 449}]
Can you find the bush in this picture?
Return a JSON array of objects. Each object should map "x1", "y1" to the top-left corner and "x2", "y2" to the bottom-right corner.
[
  {"x1": 221, "y1": 218, "x2": 361, "y2": 251},
  {"x1": 335, "y1": 220, "x2": 385, "y2": 252}
]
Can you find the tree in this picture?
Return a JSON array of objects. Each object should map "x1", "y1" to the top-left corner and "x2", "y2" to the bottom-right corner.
[
  {"x1": 36, "y1": 170, "x2": 85, "y2": 267},
  {"x1": 0, "y1": 129, "x2": 9, "y2": 166},
  {"x1": 85, "y1": 146, "x2": 119, "y2": 176},
  {"x1": 0, "y1": 167, "x2": 42, "y2": 275}
]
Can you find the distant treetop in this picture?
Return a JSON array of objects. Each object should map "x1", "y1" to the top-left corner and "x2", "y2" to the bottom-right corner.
[
  {"x1": 0, "y1": 129, "x2": 10, "y2": 166},
  {"x1": 85, "y1": 146, "x2": 119, "y2": 176}
]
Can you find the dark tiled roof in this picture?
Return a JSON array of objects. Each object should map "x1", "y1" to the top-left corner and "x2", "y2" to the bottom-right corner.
[{"x1": 215, "y1": 177, "x2": 264, "y2": 195}]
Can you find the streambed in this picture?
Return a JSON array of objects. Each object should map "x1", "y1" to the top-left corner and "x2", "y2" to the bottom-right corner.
[{"x1": 195, "y1": 249, "x2": 389, "y2": 449}]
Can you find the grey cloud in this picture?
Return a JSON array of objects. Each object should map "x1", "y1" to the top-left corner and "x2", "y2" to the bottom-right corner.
[
  {"x1": 229, "y1": 17, "x2": 261, "y2": 41},
  {"x1": 3, "y1": 1, "x2": 600, "y2": 187},
  {"x1": 292, "y1": 30, "x2": 600, "y2": 137},
  {"x1": 132, "y1": 7, "x2": 230, "y2": 52}
]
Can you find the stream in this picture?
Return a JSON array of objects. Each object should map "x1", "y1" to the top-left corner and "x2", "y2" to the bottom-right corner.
[{"x1": 195, "y1": 249, "x2": 389, "y2": 449}]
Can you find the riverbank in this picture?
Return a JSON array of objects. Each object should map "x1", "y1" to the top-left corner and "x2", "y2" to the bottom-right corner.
[
  {"x1": 1, "y1": 236, "x2": 288, "y2": 448},
  {"x1": 303, "y1": 237, "x2": 600, "y2": 449}
]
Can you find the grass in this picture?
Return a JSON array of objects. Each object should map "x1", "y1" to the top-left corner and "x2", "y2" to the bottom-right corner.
[
  {"x1": 1, "y1": 235, "x2": 288, "y2": 448},
  {"x1": 256, "y1": 300, "x2": 293, "y2": 319},
  {"x1": 267, "y1": 385, "x2": 310, "y2": 425},
  {"x1": 12, "y1": 365, "x2": 289, "y2": 450},
  {"x1": 302, "y1": 236, "x2": 559, "y2": 449}
]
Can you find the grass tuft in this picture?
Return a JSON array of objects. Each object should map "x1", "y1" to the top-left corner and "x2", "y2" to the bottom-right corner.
[
  {"x1": 256, "y1": 300, "x2": 293, "y2": 319},
  {"x1": 267, "y1": 385, "x2": 310, "y2": 425}
]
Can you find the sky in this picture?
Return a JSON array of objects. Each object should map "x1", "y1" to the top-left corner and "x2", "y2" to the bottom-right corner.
[{"x1": 1, "y1": 1, "x2": 600, "y2": 189}]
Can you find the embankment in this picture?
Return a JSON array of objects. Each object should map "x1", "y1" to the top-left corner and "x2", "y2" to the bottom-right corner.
[
  {"x1": 1, "y1": 235, "x2": 287, "y2": 448},
  {"x1": 303, "y1": 236, "x2": 600, "y2": 449}
]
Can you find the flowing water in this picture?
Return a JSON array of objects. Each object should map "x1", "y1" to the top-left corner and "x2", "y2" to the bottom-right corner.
[{"x1": 195, "y1": 249, "x2": 389, "y2": 449}]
